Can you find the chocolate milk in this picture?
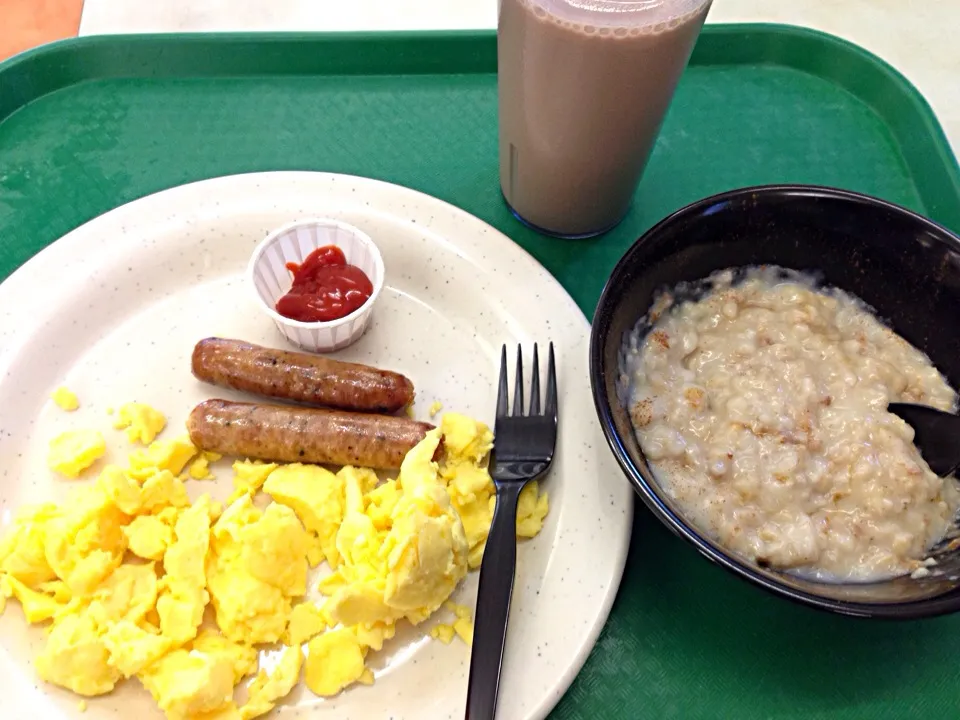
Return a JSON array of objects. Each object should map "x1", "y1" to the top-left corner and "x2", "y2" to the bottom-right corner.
[{"x1": 498, "y1": 0, "x2": 712, "y2": 237}]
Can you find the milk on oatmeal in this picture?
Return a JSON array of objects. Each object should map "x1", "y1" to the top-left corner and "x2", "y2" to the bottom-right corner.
[{"x1": 621, "y1": 268, "x2": 960, "y2": 582}]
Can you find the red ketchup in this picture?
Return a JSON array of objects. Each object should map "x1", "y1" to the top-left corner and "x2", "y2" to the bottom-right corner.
[{"x1": 275, "y1": 245, "x2": 373, "y2": 323}]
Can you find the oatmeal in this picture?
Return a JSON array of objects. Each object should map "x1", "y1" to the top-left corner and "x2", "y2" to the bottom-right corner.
[{"x1": 621, "y1": 268, "x2": 960, "y2": 582}]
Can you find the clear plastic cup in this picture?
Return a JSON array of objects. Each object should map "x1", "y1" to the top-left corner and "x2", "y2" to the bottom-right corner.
[{"x1": 498, "y1": 0, "x2": 712, "y2": 238}]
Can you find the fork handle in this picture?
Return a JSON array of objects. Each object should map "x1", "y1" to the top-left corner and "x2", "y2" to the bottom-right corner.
[{"x1": 465, "y1": 481, "x2": 524, "y2": 720}]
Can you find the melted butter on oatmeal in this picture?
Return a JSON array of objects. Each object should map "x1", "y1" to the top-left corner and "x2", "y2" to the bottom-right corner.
[{"x1": 623, "y1": 268, "x2": 960, "y2": 582}]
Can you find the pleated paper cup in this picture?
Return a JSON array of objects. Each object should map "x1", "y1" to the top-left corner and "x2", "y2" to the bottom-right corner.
[{"x1": 247, "y1": 218, "x2": 384, "y2": 352}]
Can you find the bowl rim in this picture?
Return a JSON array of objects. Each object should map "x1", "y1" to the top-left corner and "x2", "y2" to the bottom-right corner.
[
  {"x1": 589, "y1": 182, "x2": 960, "y2": 619},
  {"x1": 246, "y1": 217, "x2": 385, "y2": 330}
]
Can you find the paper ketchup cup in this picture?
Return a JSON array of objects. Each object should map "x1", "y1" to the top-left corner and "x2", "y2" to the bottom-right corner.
[{"x1": 247, "y1": 218, "x2": 384, "y2": 352}]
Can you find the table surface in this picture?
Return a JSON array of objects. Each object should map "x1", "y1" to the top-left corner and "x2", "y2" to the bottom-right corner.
[{"x1": 75, "y1": 0, "x2": 960, "y2": 157}]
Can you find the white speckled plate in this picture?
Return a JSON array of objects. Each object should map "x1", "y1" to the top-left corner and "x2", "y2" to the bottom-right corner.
[{"x1": 0, "y1": 171, "x2": 633, "y2": 720}]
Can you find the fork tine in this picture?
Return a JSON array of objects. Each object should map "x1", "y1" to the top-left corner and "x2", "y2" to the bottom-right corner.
[
  {"x1": 529, "y1": 343, "x2": 541, "y2": 415},
  {"x1": 545, "y1": 342, "x2": 557, "y2": 420},
  {"x1": 496, "y1": 345, "x2": 509, "y2": 418},
  {"x1": 512, "y1": 345, "x2": 524, "y2": 416}
]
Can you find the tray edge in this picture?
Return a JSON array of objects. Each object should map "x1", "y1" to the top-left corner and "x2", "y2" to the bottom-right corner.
[
  {"x1": 697, "y1": 23, "x2": 960, "y2": 231},
  {"x1": 0, "y1": 24, "x2": 957, "y2": 230}
]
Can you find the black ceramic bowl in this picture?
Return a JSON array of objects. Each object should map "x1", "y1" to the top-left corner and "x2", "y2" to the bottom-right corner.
[{"x1": 590, "y1": 184, "x2": 960, "y2": 619}]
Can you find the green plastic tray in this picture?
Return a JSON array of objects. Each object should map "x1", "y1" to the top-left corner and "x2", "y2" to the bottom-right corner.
[{"x1": 2, "y1": 25, "x2": 959, "y2": 720}]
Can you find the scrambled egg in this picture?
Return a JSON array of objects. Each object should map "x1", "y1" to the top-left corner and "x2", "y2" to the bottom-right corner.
[
  {"x1": 128, "y1": 437, "x2": 197, "y2": 481},
  {"x1": 318, "y1": 431, "x2": 469, "y2": 628},
  {"x1": 440, "y1": 414, "x2": 548, "y2": 568},
  {"x1": 242, "y1": 645, "x2": 303, "y2": 720},
  {"x1": 114, "y1": 402, "x2": 167, "y2": 445},
  {"x1": 430, "y1": 601, "x2": 474, "y2": 646},
  {"x1": 1, "y1": 408, "x2": 549, "y2": 717},
  {"x1": 51, "y1": 386, "x2": 80, "y2": 411},
  {"x1": 123, "y1": 513, "x2": 176, "y2": 561},
  {"x1": 47, "y1": 429, "x2": 106, "y2": 478},
  {"x1": 304, "y1": 627, "x2": 373, "y2": 696},
  {"x1": 157, "y1": 496, "x2": 214, "y2": 645},
  {"x1": 139, "y1": 648, "x2": 237, "y2": 718},
  {"x1": 206, "y1": 496, "x2": 308, "y2": 645},
  {"x1": 263, "y1": 464, "x2": 342, "y2": 569},
  {"x1": 284, "y1": 602, "x2": 326, "y2": 645},
  {"x1": 229, "y1": 460, "x2": 278, "y2": 501},
  {"x1": 188, "y1": 451, "x2": 222, "y2": 480}
]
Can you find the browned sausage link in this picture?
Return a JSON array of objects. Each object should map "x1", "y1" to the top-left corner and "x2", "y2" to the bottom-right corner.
[
  {"x1": 191, "y1": 337, "x2": 415, "y2": 413},
  {"x1": 187, "y1": 399, "x2": 435, "y2": 470}
]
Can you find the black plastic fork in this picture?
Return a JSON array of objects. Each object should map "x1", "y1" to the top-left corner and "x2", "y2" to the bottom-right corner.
[{"x1": 465, "y1": 343, "x2": 558, "y2": 720}]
